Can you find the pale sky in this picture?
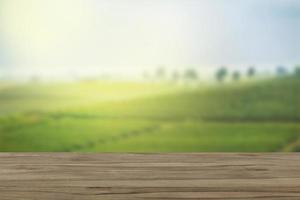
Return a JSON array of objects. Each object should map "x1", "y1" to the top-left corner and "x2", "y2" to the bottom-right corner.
[{"x1": 0, "y1": 0, "x2": 299, "y2": 72}]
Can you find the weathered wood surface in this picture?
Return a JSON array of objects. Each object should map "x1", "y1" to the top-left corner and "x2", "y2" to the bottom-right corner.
[{"x1": 0, "y1": 153, "x2": 300, "y2": 200}]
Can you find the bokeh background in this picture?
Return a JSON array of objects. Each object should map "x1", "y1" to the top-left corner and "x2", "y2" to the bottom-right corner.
[{"x1": 0, "y1": 0, "x2": 299, "y2": 152}]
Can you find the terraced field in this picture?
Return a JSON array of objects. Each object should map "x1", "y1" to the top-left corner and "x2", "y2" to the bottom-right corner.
[{"x1": 0, "y1": 77, "x2": 299, "y2": 152}]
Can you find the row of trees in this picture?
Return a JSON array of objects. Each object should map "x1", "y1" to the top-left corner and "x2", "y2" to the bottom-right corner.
[
  {"x1": 145, "y1": 66, "x2": 256, "y2": 82},
  {"x1": 215, "y1": 66, "x2": 255, "y2": 82},
  {"x1": 215, "y1": 65, "x2": 300, "y2": 82},
  {"x1": 145, "y1": 65, "x2": 300, "y2": 83}
]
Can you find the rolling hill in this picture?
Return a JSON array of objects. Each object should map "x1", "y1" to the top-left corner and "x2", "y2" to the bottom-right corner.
[{"x1": 0, "y1": 76, "x2": 299, "y2": 152}]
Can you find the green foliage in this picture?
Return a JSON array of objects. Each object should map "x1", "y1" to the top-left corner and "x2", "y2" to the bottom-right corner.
[
  {"x1": 277, "y1": 66, "x2": 288, "y2": 76},
  {"x1": 215, "y1": 67, "x2": 228, "y2": 82},
  {"x1": 184, "y1": 68, "x2": 198, "y2": 81},
  {"x1": 232, "y1": 71, "x2": 241, "y2": 81},
  {"x1": 172, "y1": 70, "x2": 180, "y2": 82},
  {"x1": 156, "y1": 66, "x2": 166, "y2": 80},
  {"x1": 247, "y1": 66, "x2": 256, "y2": 78}
]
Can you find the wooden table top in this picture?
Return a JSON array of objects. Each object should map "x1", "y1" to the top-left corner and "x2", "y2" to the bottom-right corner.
[{"x1": 0, "y1": 153, "x2": 300, "y2": 200}]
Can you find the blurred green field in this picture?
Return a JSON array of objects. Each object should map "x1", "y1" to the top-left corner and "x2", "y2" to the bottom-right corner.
[{"x1": 0, "y1": 77, "x2": 299, "y2": 152}]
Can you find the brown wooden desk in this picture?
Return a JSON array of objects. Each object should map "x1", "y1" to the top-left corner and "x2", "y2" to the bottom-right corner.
[{"x1": 0, "y1": 153, "x2": 299, "y2": 199}]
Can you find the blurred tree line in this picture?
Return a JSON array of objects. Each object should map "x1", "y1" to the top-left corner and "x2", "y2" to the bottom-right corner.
[{"x1": 142, "y1": 64, "x2": 300, "y2": 83}]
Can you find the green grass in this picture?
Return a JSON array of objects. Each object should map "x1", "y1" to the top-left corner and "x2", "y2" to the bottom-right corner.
[
  {"x1": 72, "y1": 77, "x2": 299, "y2": 120},
  {"x1": 0, "y1": 113, "x2": 158, "y2": 151},
  {"x1": 85, "y1": 122, "x2": 299, "y2": 152},
  {"x1": 0, "y1": 77, "x2": 299, "y2": 152},
  {"x1": 0, "y1": 80, "x2": 179, "y2": 115}
]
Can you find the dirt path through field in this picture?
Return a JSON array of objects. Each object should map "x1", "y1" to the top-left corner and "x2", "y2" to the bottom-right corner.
[
  {"x1": 282, "y1": 134, "x2": 300, "y2": 152},
  {"x1": 49, "y1": 112, "x2": 300, "y2": 123},
  {"x1": 63, "y1": 125, "x2": 161, "y2": 152}
]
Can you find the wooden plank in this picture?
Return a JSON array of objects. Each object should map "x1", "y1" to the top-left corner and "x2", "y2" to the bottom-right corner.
[{"x1": 0, "y1": 153, "x2": 299, "y2": 200}]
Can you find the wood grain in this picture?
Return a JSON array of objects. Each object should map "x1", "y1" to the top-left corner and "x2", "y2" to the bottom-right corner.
[{"x1": 0, "y1": 153, "x2": 300, "y2": 200}]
